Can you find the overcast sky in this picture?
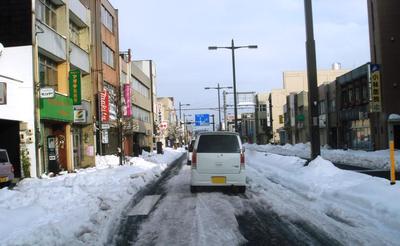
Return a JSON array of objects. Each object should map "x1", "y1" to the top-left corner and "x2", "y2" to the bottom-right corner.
[{"x1": 113, "y1": 0, "x2": 370, "y2": 121}]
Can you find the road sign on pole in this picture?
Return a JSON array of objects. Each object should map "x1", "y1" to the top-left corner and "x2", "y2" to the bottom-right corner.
[{"x1": 195, "y1": 114, "x2": 210, "y2": 126}]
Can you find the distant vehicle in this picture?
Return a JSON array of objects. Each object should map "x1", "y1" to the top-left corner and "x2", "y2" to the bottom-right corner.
[
  {"x1": 186, "y1": 139, "x2": 196, "y2": 165},
  {"x1": 0, "y1": 149, "x2": 15, "y2": 187},
  {"x1": 190, "y1": 132, "x2": 246, "y2": 193}
]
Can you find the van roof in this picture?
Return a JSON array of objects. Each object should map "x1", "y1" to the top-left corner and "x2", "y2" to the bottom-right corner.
[{"x1": 198, "y1": 131, "x2": 239, "y2": 136}]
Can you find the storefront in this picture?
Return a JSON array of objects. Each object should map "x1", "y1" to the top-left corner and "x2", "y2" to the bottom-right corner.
[
  {"x1": 350, "y1": 119, "x2": 372, "y2": 150},
  {"x1": 40, "y1": 93, "x2": 73, "y2": 174},
  {"x1": 72, "y1": 100, "x2": 95, "y2": 168}
]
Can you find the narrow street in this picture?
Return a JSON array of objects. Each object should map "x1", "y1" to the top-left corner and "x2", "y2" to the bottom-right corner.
[{"x1": 111, "y1": 154, "x2": 341, "y2": 246}]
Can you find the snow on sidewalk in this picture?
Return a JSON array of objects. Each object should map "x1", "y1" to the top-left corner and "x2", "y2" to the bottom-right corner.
[
  {"x1": 246, "y1": 150, "x2": 400, "y2": 245},
  {"x1": 0, "y1": 148, "x2": 184, "y2": 246},
  {"x1": 246, "y1": 142, "x2": 400, "y2": 170}
]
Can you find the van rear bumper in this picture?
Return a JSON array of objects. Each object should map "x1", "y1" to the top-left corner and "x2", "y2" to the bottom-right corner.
[{"x1": 191, "y1": 169, "x2": 246, "y2": 186}]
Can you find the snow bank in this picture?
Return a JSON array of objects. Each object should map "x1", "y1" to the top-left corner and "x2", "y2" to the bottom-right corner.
[
  {"x1": 246, "y1": 143, "x2": 400, "y2": 170},
  {"x1": 0, "y1": 148, "x2": 184, "y2": 246},
  {"x1": 246, "y1": 150, "x2": 400, "y2": 245}
]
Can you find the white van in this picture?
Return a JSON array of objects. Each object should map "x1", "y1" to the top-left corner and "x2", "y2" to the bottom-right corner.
[{"x1": 190, "y1": 132, "x2": 246, "y2": 193}]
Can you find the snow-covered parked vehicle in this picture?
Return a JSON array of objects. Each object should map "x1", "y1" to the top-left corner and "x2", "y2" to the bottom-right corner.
[
  {"x1": 0, "y1": 149, "x2": 15, "y2": 186},
  {"x1": 190, "y1": 132, "x2": 246, "y2": 193}
]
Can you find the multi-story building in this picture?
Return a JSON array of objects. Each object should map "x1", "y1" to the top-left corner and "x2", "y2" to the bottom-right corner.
[
  {"x1": 367, "y1": 0, "x2": 400, "y2": 149},
  {"x1": 35, "y1": 0, "x2": 94, "y2": 173},
  {"x1": 0, "y1": 0, "x2": 96, "y2": 176},
  {"x1": 271, "y1": 65, "x2": 349, "y2": 144},
  {"x1": 0, "y1": 0, "x2": 37, "y2": 177},
  {"x1": 336, "y1": 64, "x2": 373, "y2": 150},
  {"x1": 156, "y1": 97, "x2": 177, "y2": 147},
  {"x1": 270, "y1": 89, "x2": 287, "y2": 143},
  {"x1": 241, "y1": 113, "x2": 256, "y2": 143},
  {"x1": 83, "y1": 0, "x2": 120, "y2": 155},
  {"x1": 255, "y1": 92, "x2": 272, "y2": 144}
]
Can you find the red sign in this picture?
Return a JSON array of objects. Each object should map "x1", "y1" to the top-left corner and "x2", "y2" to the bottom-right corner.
[
  {"x1": 123, "y1": 84, "x2": 132, "y2": 117},
  {"x1": 100, "y1": 90, "x2": 109, "y2": 122}
]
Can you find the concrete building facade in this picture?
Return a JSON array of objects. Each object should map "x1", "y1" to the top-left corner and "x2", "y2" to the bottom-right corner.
[{"x1": 367, "y1": 0, "x2": 400, "y2": 149}]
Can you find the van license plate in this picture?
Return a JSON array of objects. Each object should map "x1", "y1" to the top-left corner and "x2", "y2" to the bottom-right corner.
[
  {"x1": 0, "y1": 177, "x2": 8, "y2": 183},
  {"x1": 211, "y1": 176, "x2": 226, "y2": 184}
]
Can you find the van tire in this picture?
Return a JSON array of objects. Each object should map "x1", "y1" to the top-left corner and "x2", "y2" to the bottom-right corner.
[
  {"x1": 190, "y1": 185, "x2": 197, "y2": 193},
  {"x1": 237, "y1": 186, "x2": 246, "y2": 193}
]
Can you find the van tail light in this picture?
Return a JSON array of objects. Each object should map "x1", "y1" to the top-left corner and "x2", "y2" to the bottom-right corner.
[
  {"x1": 240, "y1": 151, "x2": 245, "y2": 170},
  {"x1": 191, "y1": 150, "x2": 197, "y2": 169}
]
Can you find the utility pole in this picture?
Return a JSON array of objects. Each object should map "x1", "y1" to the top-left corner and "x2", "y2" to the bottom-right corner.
[
  {"x1": 208, "y1": 40, "x2": 257, "y2": 133},
  {"x1": 223, "y1": 90, "x2": 227, "y2": 130},
  {"x1": 205, "y1": 83, "x2": 232, "y2": 131},
  {"x1": 304, "y1": 0, "x2": 321, "y2": 159},
  {"x1": 211, "y1": 114, "x2": 215, "y2": 131}
]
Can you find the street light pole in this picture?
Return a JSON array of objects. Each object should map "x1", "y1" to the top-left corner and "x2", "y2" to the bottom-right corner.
[
  {"x1": 304, "y1": 0, "x2": 320, "y2": 159},
  {"x1": 205, "y1": 83, "x2": 232, "y2": 130},
  {"x1": 208, "y1": 39, "x2": 257, "y2": 133}
]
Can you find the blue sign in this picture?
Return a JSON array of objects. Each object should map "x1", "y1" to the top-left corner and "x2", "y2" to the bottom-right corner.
[{"x1": 195, "y1": 114, "x2": 210, "y2": 126}]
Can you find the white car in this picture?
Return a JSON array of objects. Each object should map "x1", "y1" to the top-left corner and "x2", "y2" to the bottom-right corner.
[{"x1": 190, "y1": 132, "x2": 246, "y2": 193}]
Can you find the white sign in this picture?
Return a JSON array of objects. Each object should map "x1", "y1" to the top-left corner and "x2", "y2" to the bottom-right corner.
[
  {"x1": 101, "y1": 123, "x2": 110, "y2": 129},
  {"x1": 74, "y1": 109, "x2": 87, "y2": 123},
  {"x1": 102, "y1": 130, "x2": 109, "y2": 144},
  {"x1": 40, "y1": 87, "x2": 55, "y2": 98},
  {"x1": 0, "y1": 82, "x2": 6, "y2": 104}
]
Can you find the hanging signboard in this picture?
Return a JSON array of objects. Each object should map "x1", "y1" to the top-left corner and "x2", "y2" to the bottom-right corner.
[
  {"x1": 100, "y1": 90, "x2": 110, "y2": 122},
  {"x1": 369, "y1": 64, "x2": 382, "y2": 113},
  {"x1": 69, "y1": 70, "x2": 81, "y2": 105},
  {"x1": 0, "y1": 82, "x2": 6, "y2": 104},
  {"x1": 102, "y1": 130, "x2": 109, "y2": 144},
  {"x1": 73, "y1": 108, "x2": 87, "y2": 123},
  {"x1": 40, "y1": 87, "x2": 55, "y2": 99},
  {"x1": 123, "y1": 83, "x2": 132, "y2": 117}
]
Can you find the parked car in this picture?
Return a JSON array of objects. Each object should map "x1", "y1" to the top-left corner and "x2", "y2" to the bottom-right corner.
[
  {"x1": 0, "y1": 149, "x2": 15, "y2": 187},
  {"x1": 190, "y1": 132, "x2": 246, "y2": 193},
  {"x1": 186, "y1": 139, "x2": 196, "y2": 165}
]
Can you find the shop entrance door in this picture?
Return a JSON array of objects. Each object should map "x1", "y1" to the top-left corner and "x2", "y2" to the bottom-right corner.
[{"x1": 73, "y1": 128, "x2": 82, "y2": 168}]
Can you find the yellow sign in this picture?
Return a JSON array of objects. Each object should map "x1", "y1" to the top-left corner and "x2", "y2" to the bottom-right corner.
[{"x1": 370, "y1": 65, "x2": 381, "y2": 112}]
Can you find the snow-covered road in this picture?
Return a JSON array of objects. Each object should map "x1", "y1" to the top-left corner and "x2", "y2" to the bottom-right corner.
[
  {"x1": 1, "y1": 147, "x2": 399, "y2": 246},
  {"x1": 116, "y1": 149, "x2": 400, "y2": 246}
]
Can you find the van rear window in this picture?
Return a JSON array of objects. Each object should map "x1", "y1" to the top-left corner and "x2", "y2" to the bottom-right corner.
[
  {"x1": 197, "y1": 135, "x2": 240, "y2": 153},
  {"x1": 0, "y1": 151, "x2": 8, "y2": 163}
]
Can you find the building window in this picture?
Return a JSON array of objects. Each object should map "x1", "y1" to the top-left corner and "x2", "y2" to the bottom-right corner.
[
  {"x1": 131, "y1": 77, "x2": 149, "y2": 98},
  {"x1": 362, "y1": 82, "x2": 369, "y2": 102},
  {"x1": 102, "y1": 43, "x2": 114, "y2": 68},
  {"x1": 69, "y1": 21, "x2": 80, "y2": 45},
  {"x1": 348, "y1": 88, "x2": 354, "y2": 105},
  {"x1": 319, "y1": 100, "x2": 326, "y2": 114},
  {"x1": 259, "y1": 104, "x2": 267, "y2": 112},
  {"x1": 132, "y1": 106, "x2": 150, "y2": 123},
  {"x1": 329, "y1": 99, "x2": 336, "y2": 113},
  {"x1": 355, "y1": 87, "x2": 360, "y2": 103},
  {"x1": 37, "y1": 0, "x2": 57, "y2": 29},
  {"x1": 39, "y1": 55, "x2": 58, "y2": 91},
  {"x1": 101, "y1": 5, "x2": 113, "y2": 32}
]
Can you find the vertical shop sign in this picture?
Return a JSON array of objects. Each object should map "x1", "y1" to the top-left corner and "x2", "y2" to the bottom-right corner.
[
  {"x1": 69, "y1": 70, "x2": 81, "y2": 105},
  {"x1": 123, "y1": 83, "x2": 132, "y2": 117},
  {"x1": 369, "y1": 64, "x2": 382, "y2": 113},
  {"x1": 101, "y1": 90, "x2": 110, "y2": 122}
]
